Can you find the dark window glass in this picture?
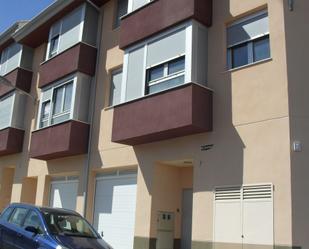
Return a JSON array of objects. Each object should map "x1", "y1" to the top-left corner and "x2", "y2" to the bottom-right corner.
[
  {"x1": 63, "y1": 83, "x2": 73, "y2": 112},
  {"x1": 232, "y1": 43, "x2": 248, "y2": 68},
  {"x1": 9, "y1": 208, "x2": 28, "y2": 227},
  {"x1": 114, "y1": 0, "x2": 128, "y2": 28},
  {"x1": 148, "y1": 65, "x2": 164, "y2": 82},
  {"x1": 253, "y1": 36, "x2": 270, "y2": 62},
  {"x1": 49, "y1": 35, "x2": 59, "y2": 58},
  {"x1": 168, "y1": 57, "x2": 185, "y2": 75},
  {"x1": 23, "y1": 211, "x2": 44, "y2": 234},
  {"x1": 0, "y1": 207, "x2": 14, "y2": 221}
]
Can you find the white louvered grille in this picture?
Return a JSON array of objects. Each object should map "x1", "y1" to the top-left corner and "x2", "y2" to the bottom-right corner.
[
  {"x1": 243, "y1": 184, "x2": 272, "y2": 200},
  {"x1": 215, "y1": 186, "x2": 241, "y2": 201}
]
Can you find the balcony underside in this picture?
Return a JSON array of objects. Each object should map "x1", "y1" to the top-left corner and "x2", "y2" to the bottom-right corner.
[
  {"x1": 0, "y1": 128, "x2": 25, "y2": 156},
  {"x1": 30, "y1": 120, "x2": 89, "y2": 160},
  {"x1": 112, "y1": 83, "x2": 213, "y2": 145},
  {"x1": 120, "y1": 0, "x2": 212, "y2": 48},
  {"x1": 39, "y1": 43, "x2": 97, "y2": 88}
]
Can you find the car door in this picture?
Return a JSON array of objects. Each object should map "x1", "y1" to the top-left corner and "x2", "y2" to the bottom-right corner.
[
  {"x1": 19, "y1": 210, "x2": 44, "y2": 249},
  {"x1": 0, "y1": 207, "x2": 15, "y2": 249},
  {"x1": 3, "y1": 207, "x2": 29, "y2": 249}
]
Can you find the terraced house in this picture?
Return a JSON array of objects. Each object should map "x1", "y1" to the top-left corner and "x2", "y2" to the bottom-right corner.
[{"x1": 0, "y1": 0, "x2": 308, "y2": 248}]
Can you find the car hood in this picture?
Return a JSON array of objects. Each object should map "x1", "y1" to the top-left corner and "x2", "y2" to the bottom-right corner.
[{"x1": 54, "y1": 235, "x2": 112, "y2": 249}]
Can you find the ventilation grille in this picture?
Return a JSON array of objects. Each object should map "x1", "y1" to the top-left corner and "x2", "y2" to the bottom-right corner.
[
  {"x1": 243, "y1": 184, "x2": 272, "y2": 200},
  {"x1": 215, "y1": 186, "x2": 241, "y2": 201}
]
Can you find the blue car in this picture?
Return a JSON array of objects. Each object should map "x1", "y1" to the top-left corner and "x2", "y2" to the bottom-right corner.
[{"x1": 0, "y1": 203, "x2": 112, "y2": 249}]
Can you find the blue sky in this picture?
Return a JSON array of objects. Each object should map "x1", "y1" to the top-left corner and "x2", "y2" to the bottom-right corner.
[{"x1": 0, "y1": 0, "x2": 55, "y2": 34}]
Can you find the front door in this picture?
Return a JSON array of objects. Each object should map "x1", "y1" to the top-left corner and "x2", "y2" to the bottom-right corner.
[{"x1": 181, "y1": 189, "x2": 193, "y2": 249}]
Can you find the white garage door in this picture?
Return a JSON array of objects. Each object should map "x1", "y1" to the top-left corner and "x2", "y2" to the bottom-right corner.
[
  {"x1": 49, "y1": 178, "x2": 78, "y2": 211},
  {"x1": 94, "y1": 171, "x2": 137, "y2": 249}
]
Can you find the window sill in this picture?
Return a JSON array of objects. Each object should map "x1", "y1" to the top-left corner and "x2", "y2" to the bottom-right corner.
[{"x1": 225, "y1": 57, "x2": 272, "y2": 73}]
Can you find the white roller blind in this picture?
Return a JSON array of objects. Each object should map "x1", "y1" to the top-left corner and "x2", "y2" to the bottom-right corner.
[
  {"x1": 59, "y1": 5, "x2": 83, "y2": 53},
  {"x1": 227, "y1": 11, "x2": 269, "y2": 47},
  {"x1": 147, "y1": 28, "x2": 186, "y2": 67},
  {"x1": 126, "y1": 46, "x2": 145, "y2": 101},
  {"x1": 0, "y1": 94, "x2": 14, "y2": 129},
  {"x1": 0, "y1": 43, "x2": 22, "y2": 76},
  {"x1": 132, "y1": 0, "x2": 148, "y2": 10}
]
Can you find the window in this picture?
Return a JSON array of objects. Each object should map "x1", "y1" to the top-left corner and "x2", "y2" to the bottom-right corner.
[
  {"x1": 0, "y1": 43, "x2": 22, "y2": 76},
  {"x1": 23, "y1": 211, "x2": 44, "y2": 234},
  {"x1": 227, "y1": 11, "x2": 270, "y2": 69},
  {"x1": 0, "y1": 207, "x2": 14, "y2": 221},
  {"x1": 114, "y1": 0, "x2": 128, "y2": 28},
  {"x1": 0, "y1": 93, "x2": 15, "y2": 130},
  {"x1": 146, "y1": 56, "x2": 185, "y2": 94},
  {"x1": 9, "y1": 208, "x2": 28, "y2": 227},
  {"x1": 39, "y1": 79, "x2": 74, "y2": 129},
  {"x1": 109, "y1": 68, "x2": 123, "y2": 106},
  {"x1": 46, "y1": 5, "x2": 84, "y2": 60}
]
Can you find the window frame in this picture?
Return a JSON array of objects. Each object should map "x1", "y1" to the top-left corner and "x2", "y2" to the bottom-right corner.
[
  {"x1": 227, "y1": 10, "x2": 270, "y2": 70},
  {"x1": 0, "y1": 43, "x2": 22, "y2": 76},
  {"x1": 127, "y1": 0, "x2": 152, "y2": 13},
  {"x1": 114, "y1": 0, "x2": 128, "y2": 29},
  {"x1": 109, "y1": 67, "x2": 123, "y2": 107},
  {"x1": 145, "y1": 55, "x2": 186, "y2": 94},
  {"x1": 45, "y1": 4, "x2": 86, "y2": 61},
  {"x1": 37, "y1": 76, "x2": 77, "y2": 130},
  {"x1": 0, "y1": 91, "x2": 16, "y2": 130},
  {"x1": 121, "y1": 21, "x2": 193, "y2": 104}
]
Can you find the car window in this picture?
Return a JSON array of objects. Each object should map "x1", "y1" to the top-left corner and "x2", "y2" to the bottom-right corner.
[
  {"x1": 9, "y1": 208, "x2": 28, "y2": 227},
  {"x1": 23, "y1": 211, "x2": 44, "y2": 234},
  {"x1": 0, "y1": 207, "x2": 14, "y2": 221}
]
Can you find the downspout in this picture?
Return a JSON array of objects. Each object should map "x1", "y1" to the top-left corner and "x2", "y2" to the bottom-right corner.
[{"x1": 82, "y1": 1, "x2": 104, "y2": 218}]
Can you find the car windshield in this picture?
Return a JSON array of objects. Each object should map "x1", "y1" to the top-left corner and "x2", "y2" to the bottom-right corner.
[{"x1": 43, "y1": 212, "x2": 98, "y2": 239}]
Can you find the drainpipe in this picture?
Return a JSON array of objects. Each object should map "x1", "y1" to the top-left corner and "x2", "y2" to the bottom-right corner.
[{"x1": 82, "y1": 1, "x2": 104, "y2": 218}]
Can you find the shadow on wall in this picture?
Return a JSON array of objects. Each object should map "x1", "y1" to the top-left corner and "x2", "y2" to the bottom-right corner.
[{"x1": 284, "y1": 0, "x2": 309, "y2": 249}]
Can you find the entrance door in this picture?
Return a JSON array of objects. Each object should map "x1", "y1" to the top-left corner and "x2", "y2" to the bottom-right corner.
[
  {"x1": 181, "y1": 189, "x2": 193, "y2": 249},
  {"x1": 94, "y1": 172, "x2": 137, "y2": 249},
  {"x1": 49, "y1": 179, "x2": 78, "y2": 211}
]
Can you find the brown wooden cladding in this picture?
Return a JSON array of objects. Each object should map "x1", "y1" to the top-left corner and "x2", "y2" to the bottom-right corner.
[
  {"x1": 39, "y1": 43, "x2": 97, "y2": 88},
  {"x1": 29, "y1": 120, "x2": 90, "y2": 160},
  {"x1": 0, "y1": 128, "x2": 25, "y2": 156},
  {"x1": 112, "y1": 83, "x2": 213, "y2": 145},
  {"x1": 0, "y1": 68, "x2": 33, "y2": 97},
  {"x1": 120, "y1": 0, "x2": 212, "y2": 49}
]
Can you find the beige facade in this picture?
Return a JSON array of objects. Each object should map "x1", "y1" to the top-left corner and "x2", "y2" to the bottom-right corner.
[{"x1": 0, "y1": 0, "x2": 308, "y2": 248}]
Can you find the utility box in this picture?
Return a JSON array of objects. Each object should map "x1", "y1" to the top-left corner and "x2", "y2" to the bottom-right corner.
[{"x1": 156, "y1": 212, "x2": 175, "y2": 249}]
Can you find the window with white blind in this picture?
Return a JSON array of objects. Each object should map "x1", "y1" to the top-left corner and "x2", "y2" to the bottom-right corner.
[
  {"x1": 37, "y1": 73, "x2": 92, "y2": 129},
  {"x1": 121, "y1": 21, "x2": 208, "y2": 103},
  {"x1": 0, "y1": 43, "x2": 22, "y2": 76},
  {"x1": 38, "y1": 78, "x2": 74, "y2": 129},
  {"x1": 214, "y1": 184, "x2": 274, "y2": 247},
  {"x1": 46, "y1": 3, "x2": 99, "y2": 60},
  {"x1": 0, "y1": 93, "x2": 14, "y2": 130},
  {"x1": 227, "y1": 10, "x2": 270, "y2": 69}
]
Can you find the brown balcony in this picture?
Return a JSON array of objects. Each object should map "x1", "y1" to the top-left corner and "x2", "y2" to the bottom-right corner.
[
  {"x1": 120, "y1": 0, "x2": 212, "y2": 49},
  {"x1": 0, "y1": 128, "x2": 25, "y2": 156},
  {"x1": 112, "y1": 83, "x2": 213, "y2": 145},
  {"x1": 30, "y1": 120, "x2": 89, "y2": 160},
  {"x1": 0, "y1": 68, "x2": 32, "y2": 97},
  {"x1": 39, "y1": 42, "x2": 97, "y2": 88}
]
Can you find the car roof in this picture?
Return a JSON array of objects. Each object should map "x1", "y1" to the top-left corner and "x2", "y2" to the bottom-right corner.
[{"x1": 9, "y1": 203, "x2": 80, "y2": 216}]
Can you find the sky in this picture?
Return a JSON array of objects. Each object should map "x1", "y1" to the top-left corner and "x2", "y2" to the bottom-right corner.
[{"x1": 0, "y1": 0, "x2": 55, "y2": 34}]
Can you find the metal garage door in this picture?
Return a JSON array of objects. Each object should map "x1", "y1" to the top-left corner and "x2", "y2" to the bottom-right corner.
[
  {"x1": 49, "y1": 177, "x2": 78, "y2": 211},
  {"x1": 93, "y1": 171, "x2": 137, "y2": 249}
]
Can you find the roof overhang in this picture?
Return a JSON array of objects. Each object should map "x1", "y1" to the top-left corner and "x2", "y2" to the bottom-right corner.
[
  {"x1": 13, "y1": 0, "x2": 110, "y2": 48},
  {"x1": 0, "y1": 21, "x2": 28, "y2": 52}
]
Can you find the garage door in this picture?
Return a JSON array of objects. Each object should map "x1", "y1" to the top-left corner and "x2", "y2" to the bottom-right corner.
[
  {"x1": 49, "y1": 177, "x2": 78, "y2": 211},
  {"x1": 93, "y1": 171, "x2": 137, "y2": 249}
]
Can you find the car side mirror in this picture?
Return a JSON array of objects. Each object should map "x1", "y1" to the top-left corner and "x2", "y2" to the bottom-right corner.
[{"x1": 25, "y1": 226, "x2": 38, "y2": 234}]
